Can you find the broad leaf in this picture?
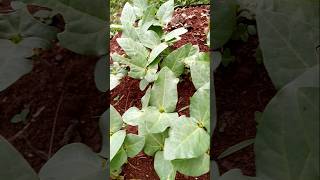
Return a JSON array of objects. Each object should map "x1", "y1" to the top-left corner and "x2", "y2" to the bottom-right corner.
[
  {"x1": 255, "y1": 65, "x2": 319, "y2": 180},
  {"x1": 256, "y1": 0, "x2": 319, "y2": 88},
  {"x1": 164, "y1": 116, "x2": 210, "y2": 160},
  {"x1": 142, "y1": 106, "x2": 178, "y2": 133},
  {"x1": 138, "y1": 30, "x2": 161, "y2": 49},
  {"x1": 150, "y1": 67, "x2": 179, "y2": 112},
  {"x1": 110, "y1": 106, "x2": 123, "y2": 134},
  {"x1": 22, "y1": 0, "x2": 108, "y2": 55},
  {"x1": 111, "y1": 53, "x2": 146, "y2": 79},
  {"x1": 110, "y1": 130, "x2": 126, "y2": 161},
  {"x1": 212, "y1": 0, "x2": 237, "y2": 49},
  {"x1": 143, "y1": 131, "x2": 167, "y2": 156},
  {"x1": 190, "y1": 83, "x2": 210, "y2": 132},
  {"x1": 0, "y1": 136, "x2": 38, "y2": 180},
  {"x1": 120, "y1": 3, "x2": 136, "y2": 25},
  {"x1": 139, "y1": 78, "x2": 149, "y2": 91},
  {"x1": 110, "y1": 147, "x2": 127, "y2": 176},
  {"x1": 99, "y1": 109, "x2": 109, "y2": 158},
  {"x1": 122, "y1": 107, "x2": 142, "y2": 126},
  {"x1": 148, "y1": 43, "x2": 168, "y2": 65},
  {"x1": 123, "y1": 134, "x2": 145, "y2": 157},
  {"x1": 172, "y1": 153, "x2": 210, "y2": 177},
  {"x1": 94, "y1": 56, "x2": 107, "y2": 92},
  {"x1": 141, "y1": 86, "x2": 151, "y2": 108},
  {"x1": 154, "y1": 151, "x2": 176, "y2": 180},
  {"x1": 161, "y1": 43, "x2": 198, "y2": 77},
  {"x1": 39, "y1": 143, "x2": 107, "y2": 180},
  {"x1": 156, "y1": 0, "x2": 174, "y2": 25},
  {"x1": 189, "y1": 52, "x2": 210, "y2": 89},
  {"x1": 116, "y1": 38, "x2": 149, "y2": 66},
  {"x1": 163, "y1": 27, "x2": 188, "y2": 42},
  {"x1": 218, "y1": 169, "x2": 256, "y2": 180}
]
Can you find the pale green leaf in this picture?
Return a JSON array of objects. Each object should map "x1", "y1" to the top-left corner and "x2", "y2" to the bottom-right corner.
[
  {"x1": 189, "y1": 52, "x2": 210, "y2": 89},
  {"x1": 123, "y1": 134, "x2": 145, "y2": 157},
  {"x1": 161, "y1": 43, "x2": 198, "y2": 77},
  {"x1": 156, "y1": 0, "x2": 174, "y2": 25},
  {"x1": 164, "y1": 27, "x2": 188, "y2": 42},
  {"x1": 120, "y1": 3, "x2": 136, "y2": 25},
  {"x1": 172, "y1": 153, "x2": 210, "y2": 177},
  {"x1": 110, "y1": 106, "x2": 123, "y2": 134},
  {"x1": 145, "y1": 66, "x2": 158, "y2": 82},
  {"x1": 116, "y1": 38, "x2": 149, "y2": 66},
  {"x1": 164, "y1": 116, "x2": 210, "y2": 160},
  {"x1": 141, "y1": 86, "x2": 151, "y2": 108},
  {"x1": 122, "y1": 107, "x2": 142, "y2": 126},
  {"x1": 256, "y1": 0, "x2": 319, "y2": 88},
  {"x1": 111, "y1": 53, "x2": 146, "y2": 79},
  {"x1": 39, "y1": 143, "x2": 107, "y2": 180},
  {"x1": 143, "y1": 107, "x2": 178, "y2": 133},
  {"x1": 110, "y1": 130, "x2": 126, "y2": 161},
  {"x1": 110, "y1": 147, "x2": 127, "y2": 176},
  {"x1": 154, "y1": 151, "x2": 176, "y2": 180},
  {"x1": 190, "y1": 83, "x2": 210, "y2": 132},
  {"x1": 143, "y1": 131, "x2": 167, "y2": 156},
  {"x1": 138, "y1": 30, "x2": 161, "y2": 49},
  {"x1": 139, "y1": 78, "x2": 149, "y2": 91},
  {"x1": 0, "y1": 136, "x2": 38, "y2": 180},
  {"x1": 148, "y1": 43, "x2": 168, "y2": 65},
  {"x1": 94, "y1": 56, "x2": 107, "y2": 92},
  {"x1": 255, "y1": 65, "x2": 319, "y2": 180},
  {"x1": 150, "y1": 67, "x2": 179, "y2": 112}
]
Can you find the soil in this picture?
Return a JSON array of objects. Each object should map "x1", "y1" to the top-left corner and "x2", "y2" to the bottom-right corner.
[
  {"x1": 0, "y1": 43, "x2": 107, "y2": 172},
  {"x1": 110, "y1": 5, "x2": 210, "y2": 180},
  {"x1": 212, "y1": 37, "x2": 276, "y2": 176}
]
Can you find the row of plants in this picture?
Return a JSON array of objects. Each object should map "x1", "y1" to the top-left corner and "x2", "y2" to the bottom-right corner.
[
  {"x1": 0, "y1": 0, "x2": 109, "y2": 179},
  {"x1": 212, "y1": 0, "x2": 319, "y2": 179},
  {"x1": 110, "y1": 0, "x2": 211, "y2": 178}
]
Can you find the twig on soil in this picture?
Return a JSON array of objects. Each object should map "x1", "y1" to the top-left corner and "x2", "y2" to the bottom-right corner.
[
  {"x1": 127, "y1": 161, "x2": 141, "y2": 171},
  {"x1": 124, "y1": 91, "x2": 131, "y2": 111},
  {"x1": 48, "y1": 91, "x2": 64, "y2": 158},
  {"x1": 8, "y1": 123, "x2": 32, "y2": 142}
]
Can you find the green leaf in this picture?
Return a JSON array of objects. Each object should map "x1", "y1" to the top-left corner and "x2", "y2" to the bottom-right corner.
[
  {"x1": 148, "y1": 43, "x2": 168, "y2": 65},
  {"x1": 122, "y1": 107, "x2": 142, "y2": 126},
  {"x1": 110, "y1": 130, "x2": 126, "y2": 161},
  {"x1": 10, "y1": 108, "x2": 29, "y2": 123},
  {"x1": 256, "y1": 0, "x2": 319, "y2": 88},
  {"x1": 154, "y1": 151, "x2": 176, "y2": 180},
  {"x1": 164, "y1": 116, "x2": 210, "y2": 160},
  {"x1": 94, "y1": 56, "x2": 107, "y2": 92},
  {"x1": 141, "y1": 86, "x2": 152, "y2": 108},
  {"x1": 111, "y1": 53, "x2": 146, "y2": 79},
  {"x1": 188, "y1": 52, "x2": 210, "y2": 89},
  {"x1": 218, "y1": 169, "x2": 256, "y2": 180},
  {"x1": 122, "y1": 23, "x2": 139, "y2": 41},
  {"x1": 139, "y1": 6, "x2": 157, "y2": 31},
  {"x1": 138, "y1": 30, "x2": 161, "y2": 49},
  {"x1": 212, "y1": 0, "x2": 237, "y2": 49},
  {"x1": 212, "y1": 160, "x2": 220, "y2": 179},
  {"x1": 99, "y1": 109, "x2": 108, "y2": 158},
  {"x1": 255, "y1": 65, "x2": 319, "y2": 180},
  {"x1": 161, "y1": 43, "x2": 198, "y2": 77},
  {"x1": 190, "y1": 83, "x2": 210, "y2": 132},
  {"x1": 172, "y1": 153, "x2": 210, "y2": 177},
  {"x1": 156, "y1": 0, "x2": 174, "y2": 25},
  {"x1": 110, "y1": 106, "x2": 123, "y2": 134},
  {"x1": 150, "y1": 67, "x2": 179, "y2": 112},
  {"x1": 110, "y1": 147, "x2": 127, "y2": 176},
  {"x1": 123, "y1": 134, "x2": 145, "y2": 157},
  {"x1": 22, "y1": 0, "x2": 107, "y2": 55},
  {"x1": 143, "y1": 131, "x2": 167, "y2": 156},
  {"x1": 139, "y1": 78, "x2": 149, "y2": 91},
  {"x1": 120, "y1": 3, "x2": 136, "y2": 25},
  {"x1": 39, "y1": 143, "x2": 107, "y2": 180},
  {"x1": 143, "y1": 107, "x2": 178, "y2": 133},
  {"x1": 145, "y1": 66, "x2": 158, "y2": 82},
  {"x1": 218, "y1": 139, "x2": 254, "y2": 159},
  {"x1": 0, "y1": 136, "x2": 38, "y2": 180},
  {"x1": 116, "y1": 38, "x2": 149, "y2": 67},
  {"x1": 133, "y1": 0, "x2": 148, "y2": 17},
  {"x1": 163, "y1": 27, "x2": 188, "y2": 42}
]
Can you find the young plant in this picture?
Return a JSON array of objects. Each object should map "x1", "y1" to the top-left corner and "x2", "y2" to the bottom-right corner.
[
  {"x1": 110, "y1": 105, "x2": 145, "y2": 178},
  {"x1": 111, "y1": 0, "x2": 189, "y2": 90}
]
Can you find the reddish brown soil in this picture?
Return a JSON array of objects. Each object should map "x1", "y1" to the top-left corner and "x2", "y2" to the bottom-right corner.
[
  {"x1": 110, "y1": 5, "x2": 210, "y2": 180},
  {"x1": 212, "y1": 37, "x2": 276, "y2": 176},
  {"x1": 0, "y1": 43, "x2": 107, "y2": 172}
]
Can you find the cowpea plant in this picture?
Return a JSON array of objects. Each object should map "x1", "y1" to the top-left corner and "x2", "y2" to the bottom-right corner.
[
  {"x1": 109, "y1": 105, "x2": 145, "y2": 178},
  {"x1": 121, "y1": 67, "x2": 210, "y2": 179},
  {"x1": 111, "y1": 0, "x2": 189, "y2": 90}
]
